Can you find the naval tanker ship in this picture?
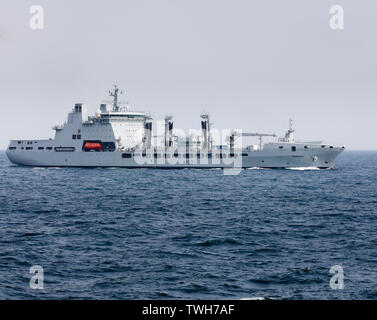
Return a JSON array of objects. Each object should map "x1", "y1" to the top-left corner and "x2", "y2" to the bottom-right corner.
[{"x1": 6, "y1": 86, "x2": 345, "y2": 169}]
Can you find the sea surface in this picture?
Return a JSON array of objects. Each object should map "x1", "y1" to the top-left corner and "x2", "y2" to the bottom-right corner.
[{"x1": 0, "y1": 151, "x2": 376, "y2": 299}]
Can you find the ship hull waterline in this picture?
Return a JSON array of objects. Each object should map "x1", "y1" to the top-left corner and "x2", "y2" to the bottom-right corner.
[{"x1": 6, "y1": 148, "x2": 344, "y2": 169}]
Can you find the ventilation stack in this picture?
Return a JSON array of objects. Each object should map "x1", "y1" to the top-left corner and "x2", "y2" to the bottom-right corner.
[
  {"x1": 201, "y1": 113, "x2": 210, "y2": 150},
  {"x1": 168, "y1": 120, "x2": 173, "y2": 147},
  {"x1": 164, "y1": 116, "x2": 173, "y2": 149},
  {"x1": 229, "y1": 133, "x2": 235, "y2": 154},
  {"x1": 144, "y1": 118, "x2": 153, "y2": 149}
]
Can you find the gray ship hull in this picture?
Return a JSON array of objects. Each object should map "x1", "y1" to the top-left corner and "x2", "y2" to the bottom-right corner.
[{"x1": 6, "y1": 146, "x2": 344, "y2": 169}]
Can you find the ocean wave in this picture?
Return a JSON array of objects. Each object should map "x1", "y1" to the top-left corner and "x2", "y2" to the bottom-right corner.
[
  {"x1": 0, "y1": 151, "x2": 376, "y2": 299},
  {"x1": 196, "y1": 238, "x2": 241, "y2": 247}
]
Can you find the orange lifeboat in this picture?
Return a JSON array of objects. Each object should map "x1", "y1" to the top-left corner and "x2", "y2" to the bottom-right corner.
[{"x1": 84, "y1": 142, "x2": 103, "y2": 150}]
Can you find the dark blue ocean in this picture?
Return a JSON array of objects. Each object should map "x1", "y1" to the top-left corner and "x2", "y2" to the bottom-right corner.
[{"x1": 0, "y1": 151, "x2": 376, "y2": 299}]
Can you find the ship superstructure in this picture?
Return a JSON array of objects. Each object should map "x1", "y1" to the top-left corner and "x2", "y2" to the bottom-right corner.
[{"x1": 6, "y1": 86, "x2": 345, "y2": 169}]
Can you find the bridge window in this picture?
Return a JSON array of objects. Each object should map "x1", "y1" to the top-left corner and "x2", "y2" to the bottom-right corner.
[
  {"x1": 38, "y1": 147, "x2": 44, "y2": 150},
  {"x1": 8, "y1": 147, "x2": 16, "y2": 150},
  {"x1": 304, "y1": 146, "x2": 308, "y2": 149},
  {"x1": 46, "y1": 147, "x2": 53, "y2": 150},
  {"x1": 77, "y1": 135, "x2": 81, "y2": 140},
  {"x1": 72, "y1": 134, "x2": 77, "y2": 139},
  {"x1": 291, "y1": 146, "x2": 296, "y2": 152},
  {"x1": 26, "y1": 147, "x2": 33, "y2": 150},
  {"x1": 122, "y1": 153, "x2": 132, "y2": 158},
  {"x1": 279, "y1": 146, "x2": 283, "y2": 149}
]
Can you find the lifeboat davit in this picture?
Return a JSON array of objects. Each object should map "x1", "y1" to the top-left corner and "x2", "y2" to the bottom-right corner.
[{"x1": 84, "y1": 142, "x2": 103, "y2": 150}]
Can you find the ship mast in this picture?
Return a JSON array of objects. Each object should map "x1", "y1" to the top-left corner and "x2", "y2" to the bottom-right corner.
[
  {"x1": 284, "y1": 118, "x2": 295, "y2": 142},
  {"x1": 109, "y1": 85, "x2": 123, "y2": 111}
]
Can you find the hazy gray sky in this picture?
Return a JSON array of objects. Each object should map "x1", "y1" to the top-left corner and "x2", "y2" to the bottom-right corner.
[{"x1": 0, "y1": 0, "x2": 376, "y2": 150}]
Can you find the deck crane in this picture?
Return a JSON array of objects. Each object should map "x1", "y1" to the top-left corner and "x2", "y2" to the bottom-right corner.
[{"x1": 229, "y1": 131, "x2": 277, "y2": 151}]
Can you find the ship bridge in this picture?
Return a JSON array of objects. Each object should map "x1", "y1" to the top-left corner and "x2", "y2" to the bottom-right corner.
[{"x1": 49, "y1": 86, "x2": 152, "y2": 150}]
